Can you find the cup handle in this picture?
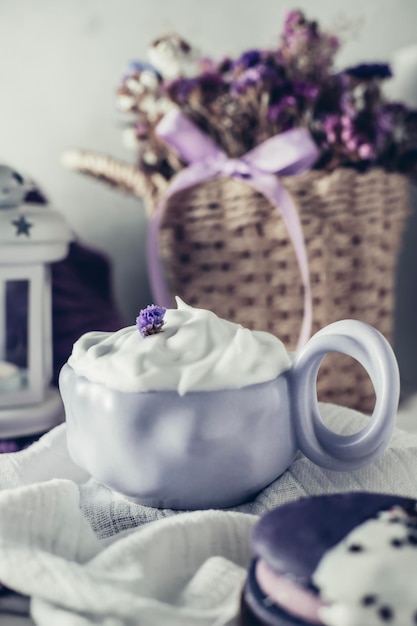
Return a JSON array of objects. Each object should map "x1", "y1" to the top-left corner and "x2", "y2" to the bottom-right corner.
[{"x1": 290, "y1": 319, "x2": 400, "y2": 470}]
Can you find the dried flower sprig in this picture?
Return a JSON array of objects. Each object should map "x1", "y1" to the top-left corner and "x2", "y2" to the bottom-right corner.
[
  {"x1": 113, "y1": 10, "x2": 417, "y2": 180},
  {"x1": 136, "y1": 304, "x2": 167, "y2": 337},
  {"x1": 279, "y1": 10, "x2": 340, "y2": 81}
]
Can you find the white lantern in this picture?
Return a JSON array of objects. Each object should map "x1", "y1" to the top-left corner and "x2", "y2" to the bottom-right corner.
[{"x1": 0, "y1": 166, "x2": 72, "y2": 437}]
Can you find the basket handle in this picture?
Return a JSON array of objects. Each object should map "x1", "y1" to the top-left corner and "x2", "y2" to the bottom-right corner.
[{"x1": 61, "y1": 149, "x2": 167, "y2": 215}]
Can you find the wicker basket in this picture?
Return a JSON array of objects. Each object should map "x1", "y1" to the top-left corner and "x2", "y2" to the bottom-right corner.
[
  {"x1": 62, "y1": 151, "x2": 410, "y2": 413},
  {"x1": 156, "y1": 167, "x2": 409, "y2": 413}
]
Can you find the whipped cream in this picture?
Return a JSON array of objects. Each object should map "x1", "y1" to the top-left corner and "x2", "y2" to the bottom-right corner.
[
  {"x1": 313, "y1": 506, "x2": 417, "y2": 626},
  {"x1": 67, "y1": 297, "x2": 291, "y2": 394}
]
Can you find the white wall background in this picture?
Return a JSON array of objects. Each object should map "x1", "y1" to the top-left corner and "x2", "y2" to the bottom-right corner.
[{"x1": 0, "y1": 0, "x2": 417, "y2": 387}]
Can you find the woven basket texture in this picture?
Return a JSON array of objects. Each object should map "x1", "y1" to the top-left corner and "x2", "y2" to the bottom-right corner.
[{"x1": 156, "y1": 167, "x2": 410, "y2": 413}]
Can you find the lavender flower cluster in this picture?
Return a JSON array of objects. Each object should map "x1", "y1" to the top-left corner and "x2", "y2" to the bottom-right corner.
[
  {"x1": 136, "y1": 304, "x2": 166, "y2": 337},
  {"x1": 116, "y1": 11, "x2": 417, "y2": 178}
]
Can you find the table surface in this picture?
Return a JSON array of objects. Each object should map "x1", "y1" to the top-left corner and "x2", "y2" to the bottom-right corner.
[{"x1": 2, "y1": 397, "x2": 417, "y2": 626}]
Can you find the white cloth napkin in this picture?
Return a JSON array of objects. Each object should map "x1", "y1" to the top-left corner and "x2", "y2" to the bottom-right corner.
[{"x1": 0, "y1": 403, "x2": 417, "y2": 626}]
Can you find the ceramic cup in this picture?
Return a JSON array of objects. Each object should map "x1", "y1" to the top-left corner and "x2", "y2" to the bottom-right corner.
[{"x1": 59, "y1": 319, "x2": 399, "y2": 510}]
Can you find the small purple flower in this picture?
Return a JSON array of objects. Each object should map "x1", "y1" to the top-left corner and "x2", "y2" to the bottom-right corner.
[
  {"x1": 121, "y1": 60, "x2": 162, "y2": 85},
  {"x1": 235, "y1": 49, "x2": 262, "y2": 69},
  {"x1": 136, "y1": 304, "x2": 167, "y2": 337},
  {"x1": 268, "y1": 94, "x2": 297, "y2": 123},
  {"x1": 283, "y1": 10, "x2": 305, "y2": 32},
  {"x1": 198, "y1": 72, "x2": 226, "y2": 91},
  {"x1": 293, "y1": 80, "x2": 319, "y2": 100},
  {"x1": 125, "y1": 60, "x2": 160, "y2": 76},
  {"x1": 231, "y1": 67, "x2": 264, "y2": 95},
  {"x1": 345, "y1": 63, "x2": 392, "y2": 81},
  {"x1": 217, "y1": 57, "x2": 234, "y2": 74},
  {"x1": 167, "y1": 76, "x2": 198, "y2": 101},
  {"x1": 358, "y1": 143, "x2": 374, "y2": 159},
  {"x1": 169, "y1": 72, "x2": 225, "y2": 103}
]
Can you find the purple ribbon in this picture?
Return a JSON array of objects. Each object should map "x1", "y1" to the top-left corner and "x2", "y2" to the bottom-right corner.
[{"x1": 147, "y1": 109, "x2": 319, "y2": 350}]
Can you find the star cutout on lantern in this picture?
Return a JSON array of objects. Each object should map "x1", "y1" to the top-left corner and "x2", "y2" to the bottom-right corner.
[{"x1": 12, "y1": 215, "x2": 33, "y2": 237}]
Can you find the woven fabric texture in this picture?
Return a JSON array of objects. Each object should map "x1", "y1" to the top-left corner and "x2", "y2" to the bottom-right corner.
[{"x1": 155, "y1": 168, "x2": 410, "y2": 413}]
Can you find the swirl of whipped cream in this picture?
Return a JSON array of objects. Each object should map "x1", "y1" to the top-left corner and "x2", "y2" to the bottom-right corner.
[{"x1": 67, "y1": 297, "x2": 291, "y2": 395}]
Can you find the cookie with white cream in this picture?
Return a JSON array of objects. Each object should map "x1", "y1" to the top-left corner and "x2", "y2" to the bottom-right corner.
[{"x1": 241, "y1": 493, "x2": 417, "y2": 626}]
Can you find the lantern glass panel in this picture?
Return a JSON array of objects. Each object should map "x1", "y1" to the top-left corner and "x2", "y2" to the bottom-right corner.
[{"x1": 0, "y1": 279, "x2": 28, "y2": 394}]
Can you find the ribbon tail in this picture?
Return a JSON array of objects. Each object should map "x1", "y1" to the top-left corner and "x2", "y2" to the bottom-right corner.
[
  {"x1": 249, "y1": 175, "x2": 312, "y2": 351},
  {"x1": 147, "y1": 205, "x2": 173, "y2": 308},
  {"x1": 147, "y1": 167, "x2": 218, "y2": 307}
]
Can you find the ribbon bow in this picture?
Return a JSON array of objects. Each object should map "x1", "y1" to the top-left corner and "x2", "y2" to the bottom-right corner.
[{"x1": 148, "y1": 109, "x2": 319, "y2": 350}]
